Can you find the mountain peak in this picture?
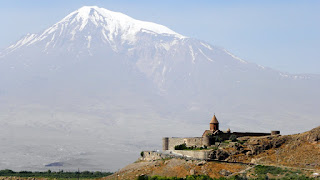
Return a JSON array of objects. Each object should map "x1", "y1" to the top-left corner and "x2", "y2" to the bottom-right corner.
[
  {"x1": 59, "y1": 6, "x2": 185, "y2": 38},
  {"x1": 3, "y1": 6, "x2": 186, "y2": 55}
]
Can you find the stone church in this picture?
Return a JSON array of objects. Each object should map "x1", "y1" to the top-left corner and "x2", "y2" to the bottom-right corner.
[{"x1": 163, "y1": 115, "x2": 280, "y2": 150}]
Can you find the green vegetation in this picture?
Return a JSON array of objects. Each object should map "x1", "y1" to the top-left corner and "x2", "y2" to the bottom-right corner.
[
  {"x1": 174, "y1": 144, "x2": 208, "y2": 150},
  {"x1": 253, "y1": 165, "x2": 310, "y2": 180},
  {"x1": 214, "y1": 136, "x2": 222, "y2": 143},
  {"x1": 0, "y1": 169, "x2": 112, "y2": 179},
  {"x1": 174, "y1": 143, "x2": 219, "y2": 151},
  {"x1": 254, "y1": 165, "x2": 288, "y2": 175},
  {"x1": 141, "y1": 151, "x2": 145, "y2": 157},
  {"x1": 174, "y1": 143, "x2": 188, "y2": 150},
  {"x1": 229, "y1": 135, "x2": 237, "y2": 142},
  {"x1": 206, "y1": 133, "x2": 213, "y2": 137}
]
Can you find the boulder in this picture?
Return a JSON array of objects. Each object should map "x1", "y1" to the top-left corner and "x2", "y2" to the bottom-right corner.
[
  {"x1": 209, "y1": 149, "x2": 230, "y2": 160},
  {"x1": 219, "y1": 169, "x2": 232, "y2": 176}
]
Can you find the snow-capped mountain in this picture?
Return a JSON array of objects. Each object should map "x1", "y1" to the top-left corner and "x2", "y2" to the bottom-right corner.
[
  {"x1": 3, "y1": 6, "x2": 184, "y2": 54},
  {"x1": 1, "y1": 6, "x2": 262, "y2": 89},
  {"x1": 0, "y1": 6, "x2": 319, "y2": 171}
]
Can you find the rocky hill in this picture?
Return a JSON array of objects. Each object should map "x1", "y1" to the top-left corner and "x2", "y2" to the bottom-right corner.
[
  {"x1": 246, "y1": 126, "x2": 320, "y2": 168},
  {"x1": 104, "y1": 159, "x2": 249, "y2": 179},
  {"x1": 105, "y1": 126, "x2": 320, "y2": 179}
]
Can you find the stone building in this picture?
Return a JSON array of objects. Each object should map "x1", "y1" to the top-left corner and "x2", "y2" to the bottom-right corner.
[{"x1": 162, "y1": 115, "x2": 280, "y2": 150}]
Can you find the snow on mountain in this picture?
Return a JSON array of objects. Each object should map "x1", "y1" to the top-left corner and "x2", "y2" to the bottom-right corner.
[
  {"x1": 1, "y1": 6, "x2": 256, "y2": 89},
  {"x1": 0, "y1": 6, "x2": 319, "y2": 171},
  {"x1": 3, "y1": 6, "x2": 185, "y2": 55}
]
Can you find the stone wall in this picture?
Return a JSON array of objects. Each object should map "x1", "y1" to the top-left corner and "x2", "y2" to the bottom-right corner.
[
  {"x1": 163, "y1": 132, "x2": 273, "y2": 150},
  {"x1": 215, "y1": 132, "x2": 272, "y2": 141},
  {"x1": 166, "y1": 137, "x2": 184, "y2": 150},
  {"x1": 162, "y1": 137, "x2": 169, "y2": 151},
  {"x1": 163, "y1": 137, "x2": 204, "y2": 150},
  {"x1": 185, "y1": 137, "x2": 203, "y2": 147},
  {"x1": 141, "y1": 151, "x2": 172, "y2": 161},
  {"x1": 233, "y1": 132, "x2": 271, "y2": 138},
  {"x1": 141, "y1": 150, "x2": 210, "y2": 161},
  {"x1": 172, "y1": 150, "x2": 211, "y2": 160}
]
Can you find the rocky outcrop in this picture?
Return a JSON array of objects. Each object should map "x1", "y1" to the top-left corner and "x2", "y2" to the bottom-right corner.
[
  {"x1": 206, "y1": 135, "x2": 289, "y2": 161},
  {"x1": 219, "y1": 169, "x2": 232, "y2": 176},
  {"x1": 302, "y1": 126, "x2": 320, "y2": 143},
  {"x1": 246, "y1": 135, "x2": 288, "y2": 155},
  {"x1": 209, "y1": 149, "x2": 230, "y2": 160},
  {"x1": 206, "y1": 126, "x2": 320, "y2": 165}
]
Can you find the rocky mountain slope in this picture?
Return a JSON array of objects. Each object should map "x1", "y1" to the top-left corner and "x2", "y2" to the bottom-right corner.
[
  {"x1": 107, "y1": 127, "x2": 320, "y2": 179},
  {"x1": 0, "y1": 6, "x2": 319, "y2": 171},
  {"x1": 247, "y1": 126, "x2": 320, "y2": 168},
  {"x1": 203, "y1": 126, "x2": 320, "y2": 169},
  {"x1": 105, "y1": 159, "x2": 248, "y2": 180}
]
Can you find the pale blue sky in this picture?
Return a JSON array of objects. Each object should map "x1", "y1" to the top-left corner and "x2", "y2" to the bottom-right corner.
[{"x1": 0, "y1": 0, "x2": 319, "y2": 74}]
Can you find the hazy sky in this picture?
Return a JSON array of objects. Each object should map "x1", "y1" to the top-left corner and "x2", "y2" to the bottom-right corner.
[{"x1": 0, "y1": 0, "x2": 319, "y2": 74}]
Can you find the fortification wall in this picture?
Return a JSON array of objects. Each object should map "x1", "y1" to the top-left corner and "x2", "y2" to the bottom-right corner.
[
  {"x1": 217, "y1": 133, "x2": 232, "y2": 141},
  {"x1": 167, "y1": 138, "x2": 185, "y2": 150},
  {"x1": 163, "y1": 132, "x2": 273, "y2": 150},
  {"x1": 141, "y1": 151, "x2": 172, "y2": 161},
  {"x1": 162, "y1": 137, "x2": 169, "y2": 151},
  {"x1": 165, "y1": 137, "x2": 203, "y2": 150},
  {"x1": 172, "y1": 150, "x2": 210, "y2": 160},
  {"x1": 185, "y1": 137, "x2": 203, "y2": 147},
  {"x1": 233, "y1": 132, "x2": 271, "y2": 137},
  {"x1": 217, "y1": 132, "x2": 271, "y2": 141}
]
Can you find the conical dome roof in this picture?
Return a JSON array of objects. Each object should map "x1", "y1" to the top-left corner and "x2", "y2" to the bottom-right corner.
[{"x1": 210, "y1": 115, "x2": 219, "y2": 124}]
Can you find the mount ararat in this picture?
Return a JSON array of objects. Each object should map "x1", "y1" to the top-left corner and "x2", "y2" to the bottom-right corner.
[{"x1": 0, "y1": 6, "x2": 319, "y2": 171}]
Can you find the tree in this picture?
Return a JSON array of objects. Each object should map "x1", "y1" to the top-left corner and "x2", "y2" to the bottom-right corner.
[
  {"x1": 214, "y1": 136, "x2": 222, "y2": 143},
  {"x1": 229, "y1": 134, "x2": 237, "y2": 142}
]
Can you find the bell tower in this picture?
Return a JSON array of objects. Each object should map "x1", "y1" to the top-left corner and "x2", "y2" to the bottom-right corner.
[{"x1": 210, "y1": 114, "x2": 219, "y2": 131}]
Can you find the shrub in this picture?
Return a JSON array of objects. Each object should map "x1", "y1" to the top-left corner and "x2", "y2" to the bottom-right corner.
[
  {"x1": 0, "y1": 169, "x2": 112, "y2": 178},
  {"x1": 137, "y1": 175, "x2": 149, "y2": 180},
  {"x1": 214, "y1": 136, "x2": 222, "y2": 143},
  {"x1": 229, "y1": 135, "x2": 237, "y2": 142},
  {"x1": 174, "y1": 143, "x2": 187, "y2": 150},
  {"x1": 254, "y1": 165, "x2": 287, "y2": 175}
]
